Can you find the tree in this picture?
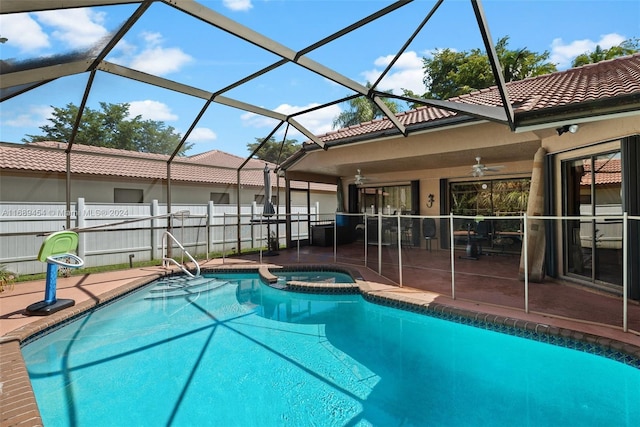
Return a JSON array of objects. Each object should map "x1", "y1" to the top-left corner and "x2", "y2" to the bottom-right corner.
[
  {"x1": 332, "y1": 82, "x2": 401, "y2": 129},
  {"x1": 571, "y1": 38, "x2": 640, "y2": 67},
  {"x1": 412, "y1": 36, "x2": 557, "y2": 102},
  {"x1": 23, "y1": 102, "x2": 191, "y2": 155},
  {"x1": 247, "y1": 136, "x2": 301, "y2": 164}
]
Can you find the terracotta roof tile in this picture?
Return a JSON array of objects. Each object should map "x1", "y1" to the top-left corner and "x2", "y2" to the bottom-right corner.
[
  {"x1": 0, "y1": 142, "x2": 334, "y2": 192},
  {"x1": 315, "y1": 54, "x2": 640, "y2": 144}
]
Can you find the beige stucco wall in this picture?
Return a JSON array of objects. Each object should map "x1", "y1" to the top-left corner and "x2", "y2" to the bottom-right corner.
[{"x1": 327, "y1": 115, "x2": 639, "y2": 221}]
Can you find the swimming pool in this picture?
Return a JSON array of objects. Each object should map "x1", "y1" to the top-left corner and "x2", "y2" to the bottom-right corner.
[
  {"x1": 268, "y1": 268, "x2": 356, "y2": 284},
  {"x1": 22, "y1": 272, "x2": 640, "y2": 426}
]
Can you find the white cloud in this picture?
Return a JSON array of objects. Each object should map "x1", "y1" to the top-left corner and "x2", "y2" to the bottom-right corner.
[
  {"x1": 129, "y1": 46, "x2": 193, "y2": 75},
  {"x1": 187, "y1": 127, "x2": 217, "y2": 142},
  {"x1": 1, "y1": 105, "x2": 53, "y2": 128},
  {"x1": 223, "y1": 0, "x2": 253, "y2": 12},
  {"x1": 361, "y1": 51, "x2": 425, "y2": 95},
  {"x1": 34, "y1": 9, "x2": 108, "y2": 50},
  {"x1": 240, "y1": 111, "x2": 280, "y2": 130},
  {"x1": 0, "y1": 13, "x2": 49, "y2": 52},
  {"x1": 141, "y1": 31, "x2": 163, "y2": 46},
  {"x1": 241, "y1": 103, "x2": 341, "y2": 140},
  {"x1": 550, "y1": 33, "x2": 627, "y2": 69},
  {"x1": 285, "y1": 104, "x2": 342, "y2": 137},
  {"x1": 115, "y1": 32, "x2": 193, "y2": 76},
  {"x1": 127, "y1": 100, "x2": 178, "y2": 121}
]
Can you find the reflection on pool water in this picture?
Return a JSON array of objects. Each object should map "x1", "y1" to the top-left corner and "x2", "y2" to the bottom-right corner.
[{"x1": 22, "y1": 272, "x2": 640, "y2": 426}]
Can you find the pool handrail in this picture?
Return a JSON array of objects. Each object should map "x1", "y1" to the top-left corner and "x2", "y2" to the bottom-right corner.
[{"x1": 161, "y1": 231, "x2": 200, "y2": 278}]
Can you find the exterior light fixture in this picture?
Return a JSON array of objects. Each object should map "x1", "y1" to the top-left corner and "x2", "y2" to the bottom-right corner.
[{"x1": 556, "y1": 124, "x2": 579, "y2": 135}]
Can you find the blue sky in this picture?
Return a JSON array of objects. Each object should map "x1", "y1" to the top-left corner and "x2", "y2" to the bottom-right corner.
[{"x1": 1, "y1": 0, "x2": 638, "y2": 158}]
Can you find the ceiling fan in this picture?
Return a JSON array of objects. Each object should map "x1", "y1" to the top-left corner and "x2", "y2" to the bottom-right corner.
[
  {"x1": 354, "y1": 169, "x2": 368, "y2": 185},
  {"x1": 471, "y1": 156, "x2": 504, "y2": 177}
]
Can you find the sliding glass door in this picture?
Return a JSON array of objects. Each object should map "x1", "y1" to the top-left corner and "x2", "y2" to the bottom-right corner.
[
  {"x1": 449, "y1": 178, "x2": 530, "y2": 253},
  {"x1": 563, "y1": 149, "x2": 623, "y2": 288}
]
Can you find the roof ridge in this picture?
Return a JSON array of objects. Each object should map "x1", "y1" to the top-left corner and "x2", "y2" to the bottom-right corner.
[{"x1": 26, "y1": 141, "x2": 172, "y2": 161}]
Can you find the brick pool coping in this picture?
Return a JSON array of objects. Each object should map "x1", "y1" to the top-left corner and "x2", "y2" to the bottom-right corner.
[{"x1": 2, "y1": 265, "x2": 640, "y2": 426}]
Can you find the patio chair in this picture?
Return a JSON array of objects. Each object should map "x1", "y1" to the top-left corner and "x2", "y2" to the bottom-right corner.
[
  {"x1": 422, "y1": 218, "x2": 437, "y2": 251},
  {"x1": 474, "y1": 220, "x2": 492, "y2": 254}
]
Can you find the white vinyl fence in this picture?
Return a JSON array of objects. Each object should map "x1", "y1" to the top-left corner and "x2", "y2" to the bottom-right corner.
[{"x1": 0, "y1": 199, "x2": 318, "y2": 275}]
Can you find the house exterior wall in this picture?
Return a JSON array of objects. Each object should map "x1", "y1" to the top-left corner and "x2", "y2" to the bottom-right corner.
[{"x1": 0, "y1": 171, "x2": 336, "y2": 212}]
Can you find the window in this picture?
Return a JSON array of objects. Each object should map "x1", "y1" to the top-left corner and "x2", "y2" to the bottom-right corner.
[
  {"x1": 359, "y1": 184, "x2": 412, "y2": 214},
  {"x1": 449, "y1": 178, "x2": 530, "y2": 252},
  {"x1": 450, "y1": 178, "x2": 530, "y2": 216},
  {"x1": 210, "y1": 192, "x2": 230, "y2": 204},
  {"x1": 114, "y1": 188, "x2": 143, "y2": 203}
]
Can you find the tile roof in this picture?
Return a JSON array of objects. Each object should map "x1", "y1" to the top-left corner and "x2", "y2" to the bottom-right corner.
[
  {"x1": 581, "y1": 158, "x2": 622, "y2": 185},
  {"x1": 0, "y1": 141, "x2": 335, "y2": 192},
  {"x1": 315, "y1": 54, "x2": 640, "y2": 145}
]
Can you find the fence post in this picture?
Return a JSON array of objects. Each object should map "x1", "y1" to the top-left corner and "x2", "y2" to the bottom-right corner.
[
  {"x1": 623, "y1": 212, "x2": 628, "y2": 332},
  {"x1": 364, "y1": 213, "x2": 368, "y2": 268},
  {"x1": 334, "y1": 211, "x2": 338, "y2": 263},
  {"x1": 151, "y1": 199, "x2": 158, "y2": 260},
  {"x1": 397, "y1": 214, "x2": 403, "y2": 287},
  {"x1": 76, "y1": 197, "x2": 86, "y2": 261},
  {"x1": 450, "y1": 213, "x2": 455, "y2": 300},
  {"x1": 377, "y1": 211, "x2": 382, "y2": 275},
  {"x1": 207, "y1": 201, "x2": 214, "y2": 258},
  {"x1": 251, "y1": 201, "x2": 257, "y2": 249},
  {"x1": 523, "y1": 213, "x2": 529, "y2": 313}
]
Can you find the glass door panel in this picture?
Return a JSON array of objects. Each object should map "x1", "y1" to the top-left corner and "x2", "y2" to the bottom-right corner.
[
  {"x1": 593, "y1": 153, "x2": 623, "y2": 285},
  {"x1": 562, "y1": 149, "x2": 622, "y2": 288}
]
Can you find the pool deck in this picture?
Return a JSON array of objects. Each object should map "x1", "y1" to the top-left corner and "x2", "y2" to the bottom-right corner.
[{"x1": 2, "y1": 248, "x2": 640, "y2": 426}]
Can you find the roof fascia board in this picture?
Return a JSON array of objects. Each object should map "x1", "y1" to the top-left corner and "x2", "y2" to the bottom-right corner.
[
  {"x1": 471, "y1": 0, "x2": 515, "y2": 130},
  {"x1": 0, "y1": 59, "x2": 91, "y2": 89},
  {"x1": 284, "y1": 171, "x2": 338, "y2": 185},
  {"x1": 514, "y1": 101, "x2": 640, "y2": 132},
  {"x1": 0, "y1": 0, "x2": 140, "y2": 14}
]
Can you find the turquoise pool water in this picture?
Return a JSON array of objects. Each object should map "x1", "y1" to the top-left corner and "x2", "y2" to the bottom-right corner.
[
  {"x1": 268, "y1": 269, "x2": 355, "y2": 283},
  {"x1": 22, "y1": 273, "x2": 640, "y2": 426}
]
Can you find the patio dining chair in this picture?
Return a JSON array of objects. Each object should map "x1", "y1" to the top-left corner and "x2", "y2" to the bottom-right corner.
[{"x1": 422, "y1": 218, "x2": 437, "y2": 251}]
